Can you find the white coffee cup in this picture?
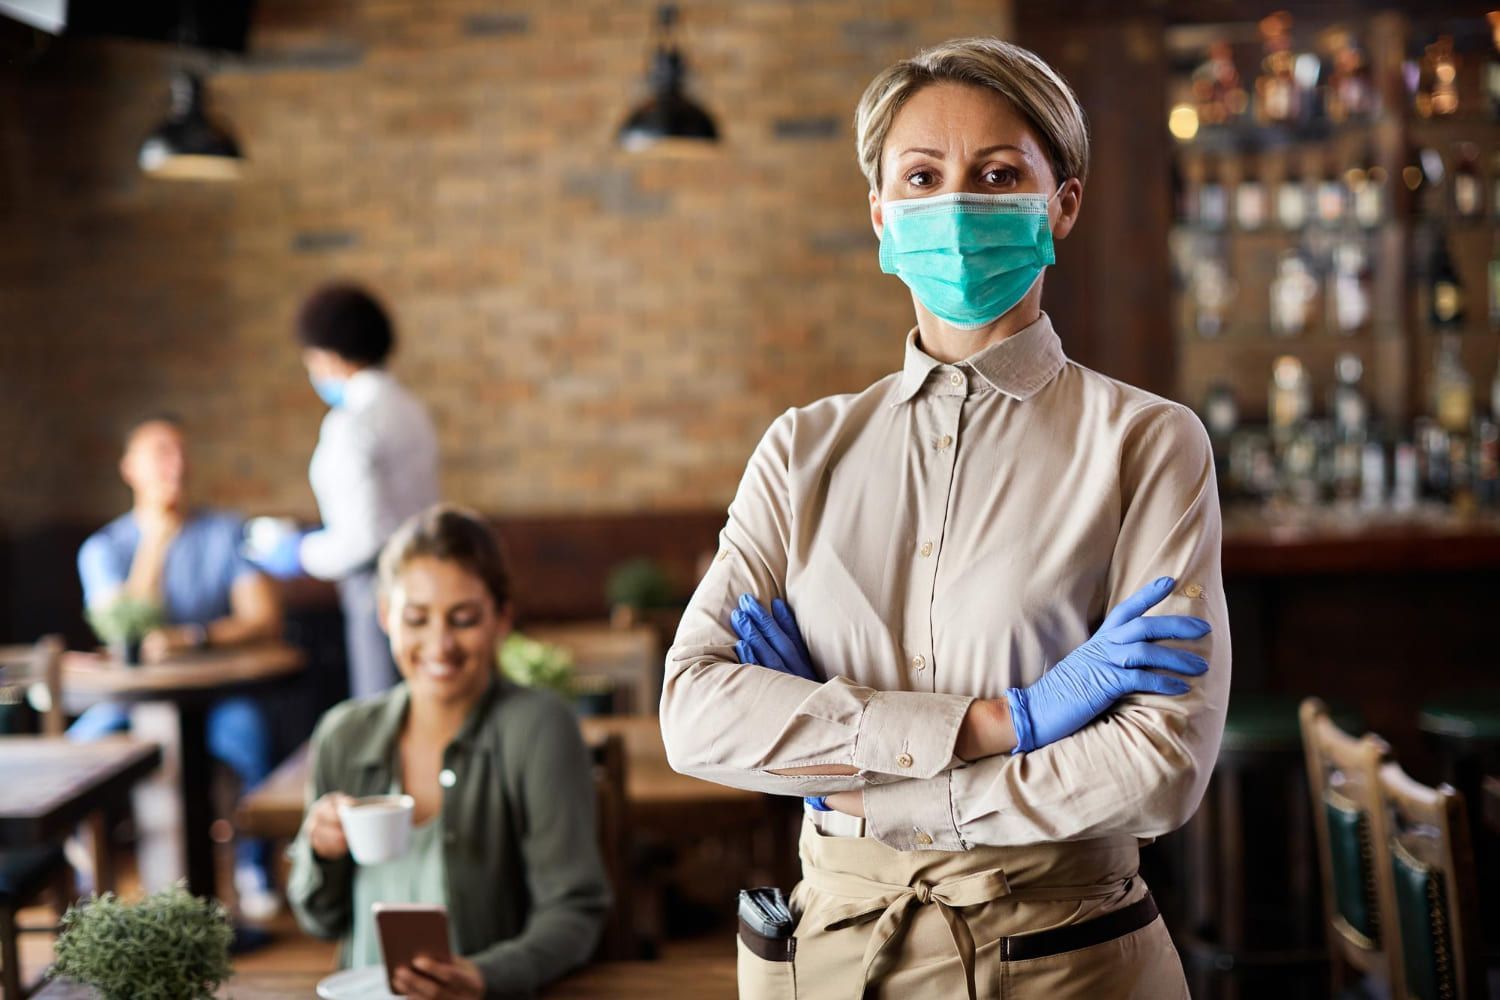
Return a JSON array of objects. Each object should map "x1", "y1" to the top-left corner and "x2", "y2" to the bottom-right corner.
[{"x1": 337, "y1": 795, "x2": 415, "y2": 865}]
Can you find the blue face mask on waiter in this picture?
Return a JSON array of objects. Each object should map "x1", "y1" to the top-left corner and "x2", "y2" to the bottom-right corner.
[{"x1": 877, "y1": 188, "x2": 1060, "y2": 330}]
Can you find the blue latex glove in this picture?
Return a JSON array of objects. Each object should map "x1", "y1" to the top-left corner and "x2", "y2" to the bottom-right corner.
[
  {"x1": 253, "y1": 532, "x2": 306, "y2": 580},
  {"x1": 1007, "y1": 576, "x2": 1210, "y2": 753},
  {"x1": 730, "y1": 594, "x2": 825, "y2": 813},
  {"x1": 729, "y1": 594, "x2": 819, "y2": 682}
]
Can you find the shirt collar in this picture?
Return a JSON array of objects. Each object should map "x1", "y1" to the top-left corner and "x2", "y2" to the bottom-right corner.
[
  {"x1": 342, "y1": 367, "x2": 388, "y2": 411},
  {"x1": 350, "y1": 676, "x2": 505, "y2": 768},
  {"x1": 891, "y1": 312, "x2": 1066, "y2": 405}
]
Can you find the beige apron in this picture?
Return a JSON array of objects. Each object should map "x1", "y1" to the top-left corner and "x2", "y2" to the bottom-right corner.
[{"x1": 738, "y1": 819, "x2": 1187, "y2": 1000}]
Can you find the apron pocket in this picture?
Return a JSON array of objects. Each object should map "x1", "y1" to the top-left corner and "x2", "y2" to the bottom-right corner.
[{"x1": 738, "y1": 917, "x2": 797, "y2": 999}]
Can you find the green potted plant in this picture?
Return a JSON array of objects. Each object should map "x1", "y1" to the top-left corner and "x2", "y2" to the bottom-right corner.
[
  {"x1": 498, "y1": 632, "x2": 575, "y2": 700},
  {"x1": 605, "y1": 558, "x2": 675, "y2": 628},
  {"x1": 85, "y1": 598, "x2": 164, "y2": 667},
  {"x1": 50, "y1": 884, "x2": 232, "y2": 1000}
]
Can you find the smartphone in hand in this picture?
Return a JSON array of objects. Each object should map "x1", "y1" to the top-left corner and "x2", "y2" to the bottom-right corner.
[{"x1": 374, "y1": 903, "x2": 451, "y2": 995}]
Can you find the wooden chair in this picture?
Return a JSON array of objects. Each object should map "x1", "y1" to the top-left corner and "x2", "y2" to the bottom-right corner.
[
  {"x1": 0, "y1": 636, "x2": 73, "y2": 999},
  {"x1": 1376, "y1": 760, "x2": 1485, "y2": 1000},
  {"x1": 1299, "y1": 697, "x2": 1400, "y2": 996},
  {"x1": 0, "y1": 636, "x2": 64, "y2": 736},
  {"x1": 588, "y1": 732, "x2": 640, "y2": 961}
]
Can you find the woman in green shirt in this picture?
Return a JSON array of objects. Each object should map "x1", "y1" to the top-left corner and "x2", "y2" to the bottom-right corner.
[{"x1": 288, "y1": 505, "x2": 610, "y2": 999}]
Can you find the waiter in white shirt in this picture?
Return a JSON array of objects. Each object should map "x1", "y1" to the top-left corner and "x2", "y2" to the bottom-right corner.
[{"x1": 256, "y1": 284, "x2": 440, "y2": 698}]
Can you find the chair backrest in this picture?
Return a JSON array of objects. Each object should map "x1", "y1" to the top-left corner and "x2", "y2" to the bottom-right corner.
[
  {"x1": 0, "y1": 635, "x2": 64, "y2": 736},
  {"x1": 1299, "y1": 697, "x2": 1400, "y2": 990},
  {"x1": 587, "y1": 732, "x2": 637, "y2": 960},
  {"x1": 1377, "y1": 760, "x2": 1484, "y2": 1000}
]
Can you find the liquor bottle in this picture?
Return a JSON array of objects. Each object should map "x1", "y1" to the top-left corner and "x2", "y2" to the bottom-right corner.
[
  {"x1": 1332, "y1": 354, "x2": 1369, "y2": 441},
  {"x1": 1329, "y1": 237, "x2": 1372, "y2": 334},
  {"x1": 1453, "y1": 143, "x2": 1482, "y2": 219},
  {"x1": 1271, "y1": 249, "x2": 1318, "y2": 336},
  {"x1": 1351, "y1": 143, "x2": 1385, "y2": 228},
  {"x1": 1417, "y1": 417, "x2": 1452, "y2": 502},
  {"x1": 1326, "y1": 28, "x2": 1377, "y2": 121},
  {"x1": 1201, "y1": 382, "x2": 1238, "y2": 493},
  {"x1": 1415, "y1": 36, "x2": 1461, "y2": 117},
  {"x1": 1192, "y1": 40, "x2": 1248, "y2": 125},
  {"x1": 1191, "y1": 244, "x2": 1233, "y2": 337},
  {"x1": 1330, "y1": 354, "x2": 1367, "y2": 501},
  {"x1": 1269, "y1": 355, "x2": 1311, "y2": 445},
  {"x1": 1477, "y1": 418, "x2": 1500, "y2": 508},
  {"x1": 1429, "y1": 232, "x2": 1466, "y2": 332},
  {"x1": 1276, "y1": 155, "x2": 1309, "y2": 229},
  {"x1": 1256, "y1": 12, "x2": 1298, "y2": 124},
  {"x1": 1235, "y1": 154, "x2": 1267, "y2": 231},
  {"x1": 1430, "y1": 333, "x2": 1473, "y2": 436},
  {"x1": 1401, "y1": 143, "x2": 1428, "y2": 218},
  {"x1": 1199, "y1": 153, "x2": 1228, "y2": 229},
  {"x1": 1316, "y1": 154, "x2": 1346, "y2": 225},
  {"x1": 1392, "y1": 439, "x2": 1420, "y2": 511},
  {"x1": 1360, "y1": 440, "x2": 1386, "y2": 509}
]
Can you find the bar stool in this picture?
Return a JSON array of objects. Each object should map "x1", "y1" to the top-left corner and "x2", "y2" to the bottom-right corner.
[
  {"x1": 1418, "y1": 690, "x2": 1500, "y2": 954},
  {"x1": 1179, "y1": 694, "x2": 1359, "y2": 1000}
]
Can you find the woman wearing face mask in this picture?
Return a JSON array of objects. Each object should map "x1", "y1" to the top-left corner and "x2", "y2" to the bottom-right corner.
[
  {"x1": 660, "y1": 38, "x2": 1228, "y2": 999},
  {"x1": 256, "y1": 284, "x2": 440, "y2": 699},
  {"x1": 288, "y1": 505, "x2": 610, "y2": 999}
]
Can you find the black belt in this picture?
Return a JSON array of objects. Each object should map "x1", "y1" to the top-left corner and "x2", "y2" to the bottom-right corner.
[{"x1": 1000, "y1": 892, "x2": 1160, "y2": 962}]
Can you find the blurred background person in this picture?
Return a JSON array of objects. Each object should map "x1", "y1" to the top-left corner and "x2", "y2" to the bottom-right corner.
[
  {"x1": 288, "y1": 504, "x2": 609, "y2": 997},
  {"x1": 73, "y1": 414, "x2": 283, "y2": 916},
  {"x1": 255, "y1": 284, "x2": 440, "y2": 700}
]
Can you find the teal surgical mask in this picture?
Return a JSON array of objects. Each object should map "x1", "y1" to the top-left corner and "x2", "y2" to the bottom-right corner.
[
  {"x1": 878, "y1": 189, "x2": 1059, "y2": 329},
  {"x1": 311, "y1": 376, "x2": 346, "y2": 409}
]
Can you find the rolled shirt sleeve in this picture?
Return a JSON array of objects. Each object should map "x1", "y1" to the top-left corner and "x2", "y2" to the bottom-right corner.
[{"x1": 862, "y1": 406, "x2": 1230, "y2": 851}]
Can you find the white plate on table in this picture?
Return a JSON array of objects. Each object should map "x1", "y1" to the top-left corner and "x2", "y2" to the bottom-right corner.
[{"x1": 316, "y1": 966, "x2": 399, "y2": 999}]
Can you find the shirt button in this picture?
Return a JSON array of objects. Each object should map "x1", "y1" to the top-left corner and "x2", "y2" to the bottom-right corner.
[
  {"x1": 914, "y1": 831, "x2": 934, "y2": 846},
  {"x1": 897, "y1": 752, "x2": 914, "y2": 768},
  {"x1": 1183, "y1": 583, "x2": 1204, "y2": 599},
  {"x1": 439, "y1": 768, "x2": 457, "y2": 788},
  {"x1": 937, "y1": 434, "x2": 953, "y2": 450},
  {"x1": 919, "y1": 541, "x2": 933, "y2": 557},
  {"x1": 911, "y1": 655, "x2": 926, "y2": 671},
  {"x1": 949, "y1": 373, "x2": 963, "y2": 387}
]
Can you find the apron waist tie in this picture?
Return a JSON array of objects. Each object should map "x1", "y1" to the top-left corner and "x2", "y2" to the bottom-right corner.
[{"x1": 803, "y1": 866, "x2": 1126, "y2": 1000}]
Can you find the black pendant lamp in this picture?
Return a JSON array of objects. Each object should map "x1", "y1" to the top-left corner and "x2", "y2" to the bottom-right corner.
[
  {"x1": 617, "y1": 4, "x2": 718, "y2": 152},
  {"x1": 138, "y1": 69, "x2": 244, "y2": 181}
]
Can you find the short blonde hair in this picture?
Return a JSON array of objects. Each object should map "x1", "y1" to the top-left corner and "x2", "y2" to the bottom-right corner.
[{"x1": 854, "y1": 37, "x2": 1089, "y2": 192}]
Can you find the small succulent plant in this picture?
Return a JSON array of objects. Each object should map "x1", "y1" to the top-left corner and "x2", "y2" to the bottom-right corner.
[{"x1": 51, "y1": 883, "x2": 233, "y2": 1000}]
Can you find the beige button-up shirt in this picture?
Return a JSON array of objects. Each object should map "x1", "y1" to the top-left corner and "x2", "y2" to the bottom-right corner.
[{"x1": 660, "y1": 314, "x2": 1230, "y2": 853}]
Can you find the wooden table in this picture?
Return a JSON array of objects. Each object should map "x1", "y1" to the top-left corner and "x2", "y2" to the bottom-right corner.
[
  {"x1": 0, "y1": 737, "x2": 160, "y2": 892},
  {"x1": 36, "y1": 954, "x2": 739, "y2": 998},
  {"x1": 61, "y1": 642, "x2": 305, "y2": 899}
]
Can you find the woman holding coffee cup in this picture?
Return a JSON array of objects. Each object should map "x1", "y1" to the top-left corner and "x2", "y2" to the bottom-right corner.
[{"x1": 288, "y1": 505, "x2": 610, "y2": 999}]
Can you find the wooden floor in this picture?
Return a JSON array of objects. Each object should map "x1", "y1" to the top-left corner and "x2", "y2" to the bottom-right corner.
[{"x1": 13, "y1": 846, "x2": 736, "y2": 998}]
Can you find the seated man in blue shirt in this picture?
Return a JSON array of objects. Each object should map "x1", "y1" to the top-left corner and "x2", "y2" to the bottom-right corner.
[{"x1": 73, "y1": 414, "x2": 284, "y2": 917}]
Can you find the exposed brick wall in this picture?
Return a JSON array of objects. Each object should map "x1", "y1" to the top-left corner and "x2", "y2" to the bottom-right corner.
[{"x1": 0, "y1": 0, "x2": 1013, "y2": 531}]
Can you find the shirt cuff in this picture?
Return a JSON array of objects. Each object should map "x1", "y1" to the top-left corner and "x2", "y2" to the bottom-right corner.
[
  {"x1": 851, "y1": 690, "x2": 972, "y2": 779},
  {"x1": 863, "y1": 772, "x2": 964, "y2": 851}
]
